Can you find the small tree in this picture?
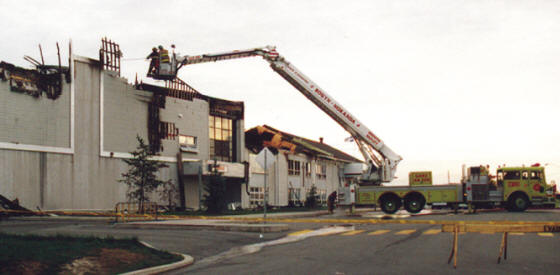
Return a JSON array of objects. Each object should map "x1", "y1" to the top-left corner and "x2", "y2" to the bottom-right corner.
[
  {"x1": 305, "y1": 185, "x2": 318, "y2": 208},
  {"x1": 158, "y1": 180, "x2": 180, "y2": 211},
  {"x1": 120, "y1": 135, "x2": 170, "y2": 213},
  {"x1": 202, "y1": 160, "x2": 228, "y2": 214}
]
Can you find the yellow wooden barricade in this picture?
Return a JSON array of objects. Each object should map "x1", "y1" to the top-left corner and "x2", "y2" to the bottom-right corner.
[{"x1": 442, "y1": 223, "x2": 560, "y2": 268}]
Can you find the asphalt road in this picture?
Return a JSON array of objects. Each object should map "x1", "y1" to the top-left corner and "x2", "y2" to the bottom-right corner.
[
  {"x1": 2, "y1": 209, "x2": 559, "y2": 275},
  {"x1": 178, "y1": 209, "x2": 560, "y2": 275}
]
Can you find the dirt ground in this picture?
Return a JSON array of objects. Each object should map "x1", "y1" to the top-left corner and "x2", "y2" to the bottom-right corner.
[{"x1": 1, "y1": 248, "x2": 146, "y2": 275}]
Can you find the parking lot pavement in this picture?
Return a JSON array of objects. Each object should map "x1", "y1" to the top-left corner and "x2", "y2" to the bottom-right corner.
[
  {"x1": 0, "y1": 218, "x2": 285, "y2": 261},
  {"x1": 2, "y1": 209, "x2": 559, "y2": 274}
]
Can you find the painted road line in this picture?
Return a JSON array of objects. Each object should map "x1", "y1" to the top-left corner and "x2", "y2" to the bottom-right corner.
[
  {"x1": 509, "y1": 233, "x2": 525, "y2": 236},
  {"x1": 422, "y1": 229, "x2": 441, "y2": 235},
  {"x1": 395, "y1": 229, "x2": 416, "y2": 235},
  {"x1": 317, "y1": 230, "x2": 351, "y2": 237},
  {"x1": 538, "y1": 233, "x2": 554, "y2": 237},
  {"x1": 288, "y1": 230, "x2": 314, "y2": 236},
  {"x1": 368, "y1": 230, "x2": 390, "y2": 236},
  {"x1": 341, "y1": 230, "x2": 365, "y2": 236}
]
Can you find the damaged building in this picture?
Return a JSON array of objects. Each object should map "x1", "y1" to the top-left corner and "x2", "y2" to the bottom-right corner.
[
  {"x1": 0, "y1": 39, "x2": 247, "y2": 211},
  {"x1": 245, "y1": 125, "x2": 362, "y2": 208}
]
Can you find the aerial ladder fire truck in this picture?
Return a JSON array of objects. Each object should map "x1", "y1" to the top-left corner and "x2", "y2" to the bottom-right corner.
[
  {"x1": 148, "y1": 45, "x2": 557, "y2": 214},
  {"x1": 151, "y1": 45, "x2": 402, "y2": 185}
]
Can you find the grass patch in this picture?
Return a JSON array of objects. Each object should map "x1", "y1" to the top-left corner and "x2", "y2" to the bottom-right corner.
[{"x1": 0, "y1": 233, "x2": 182, "y2": 275}]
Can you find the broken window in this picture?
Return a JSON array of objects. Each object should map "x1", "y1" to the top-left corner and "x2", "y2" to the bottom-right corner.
[
  {"x1": 179, "y1": 135, "x2": 197, "y2": 152},
  {"x1": 160, "y1": 122, "x2": 178, "y2": 140},
  {"x1": 209, "y1": 115, "x2": 233, "y2": 162}
]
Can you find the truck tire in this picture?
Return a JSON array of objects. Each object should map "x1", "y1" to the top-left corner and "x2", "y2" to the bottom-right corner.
[
  {"x1": 507, "y1": 193, "x2": 529, "y2": 212},
  {"x1": 404, "y1": 195, "x2": 425, "y2": 214},
  {"x1": 380, "y1": 196, "x2": 401, "y2": 214}
]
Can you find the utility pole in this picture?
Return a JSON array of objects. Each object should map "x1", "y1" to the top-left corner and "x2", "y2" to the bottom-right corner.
[
  {"x1": 256, "y1": 147, "x2": 275, "y2": 222},
  {"x1": 264, "y1": 149, "x2": 268, "y2": 221}
]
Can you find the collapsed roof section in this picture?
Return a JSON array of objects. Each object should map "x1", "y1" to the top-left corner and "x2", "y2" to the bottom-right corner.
[
  {"x1": 98, "y1": 37, "x2": 245, "y2": 154},
  {"x1": 135, "y1": 79, "x2": 244, "y2": 154},
  {"x1": 0, "y1": 61, "x2": 69, "y2": 99},
  {"x1": 246, "y1": 125, "x2": 362, "y2": 163},
  {"x1": 135, "y1": 81, "x2": 244, "y2": 120}
]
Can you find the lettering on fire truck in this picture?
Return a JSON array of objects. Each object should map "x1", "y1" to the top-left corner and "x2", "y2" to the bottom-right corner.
[
  {"x1": 333, "y1": 104, "x2": 356, "y2": 124},
  {"x1": 367, "y1": 131, "x2": 381, "y2": 145},
  {"x1": 314, "y1": 88, "x2": 332, "y2": 104},
  {"x1": 508, "y1": 182, "x2": 520, "y2": 187}
]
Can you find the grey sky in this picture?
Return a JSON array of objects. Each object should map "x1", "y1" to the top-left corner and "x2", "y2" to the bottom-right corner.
[{"x1": 2, "y1": 0, "x2": 559, "y2": 184}]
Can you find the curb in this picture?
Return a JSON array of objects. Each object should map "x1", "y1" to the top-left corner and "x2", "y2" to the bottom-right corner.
[
  {"x1": 216, "y1": 210, "x2": 329, "y2": 219},
  {"x1": 120, "y1": 241, "x2": 194, "y2": 275},
  {"x1": 411, "y1": 210, "x2": 457, "y2": 216},
  {"x1": 7, "y1": 216, "x2": 114, "y2": 222},
  {"x1": 115, "y1": 221, "x2": 290, "y2": 233}
]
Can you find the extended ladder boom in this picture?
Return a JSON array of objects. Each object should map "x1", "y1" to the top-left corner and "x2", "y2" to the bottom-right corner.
[{"x1": 174, "y1": 46, "x2": 402, "y2": 183}]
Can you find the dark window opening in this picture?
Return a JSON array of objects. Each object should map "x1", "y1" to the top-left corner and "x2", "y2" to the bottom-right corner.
[
  {"x1": 209, "y1": 115, "x2": 233, "y2": 162},
  {"x1": 160, "y1": 121, "x2": 178, "y2": 140}
]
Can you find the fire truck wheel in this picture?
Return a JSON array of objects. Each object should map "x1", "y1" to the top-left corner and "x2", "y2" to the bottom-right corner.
[
  {"x1": 404, "y1": 195, "x2": 425, "y2": 214},
  {"x1": 380, "y1": 196, "x2": 401, "y2": 214},
  {"x1": 507, "y1": 193, "x2": 529, "y2": 212}
]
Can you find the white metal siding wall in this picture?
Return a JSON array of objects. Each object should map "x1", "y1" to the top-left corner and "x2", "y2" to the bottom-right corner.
[
  {"x1": 246, "y1": 149, "x2": 348, "y2": 207},
  {"x1": 0, "y1": 76, "x2": 71, "y2": 148},
  {"x1": 0, "y1": 58, "x2": 175, "y2": 210}
]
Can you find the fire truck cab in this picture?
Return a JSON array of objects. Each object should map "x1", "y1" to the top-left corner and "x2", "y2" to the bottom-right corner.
[
  {"x1": 497, "y1": 165, "x2": 555, "y2": 211},
  {"x1": 465, "y1": 164, "x2": 555, "y2": 212}
]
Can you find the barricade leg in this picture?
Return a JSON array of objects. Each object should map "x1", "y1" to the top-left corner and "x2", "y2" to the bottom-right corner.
[
  {"x1": 498, "y1": 232, "x2": 508, "y2": 263},
  {"x1": 504, "y1": 232, "x2": 508, "y2": 260},
  {"x1": 448, "y1": 225, "x2": 458, "y2": 268}
]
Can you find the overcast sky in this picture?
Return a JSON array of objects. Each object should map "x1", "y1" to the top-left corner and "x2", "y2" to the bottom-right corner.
[{"x1": 1, "y1": 0, "x2": 559, "y2": 184}]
